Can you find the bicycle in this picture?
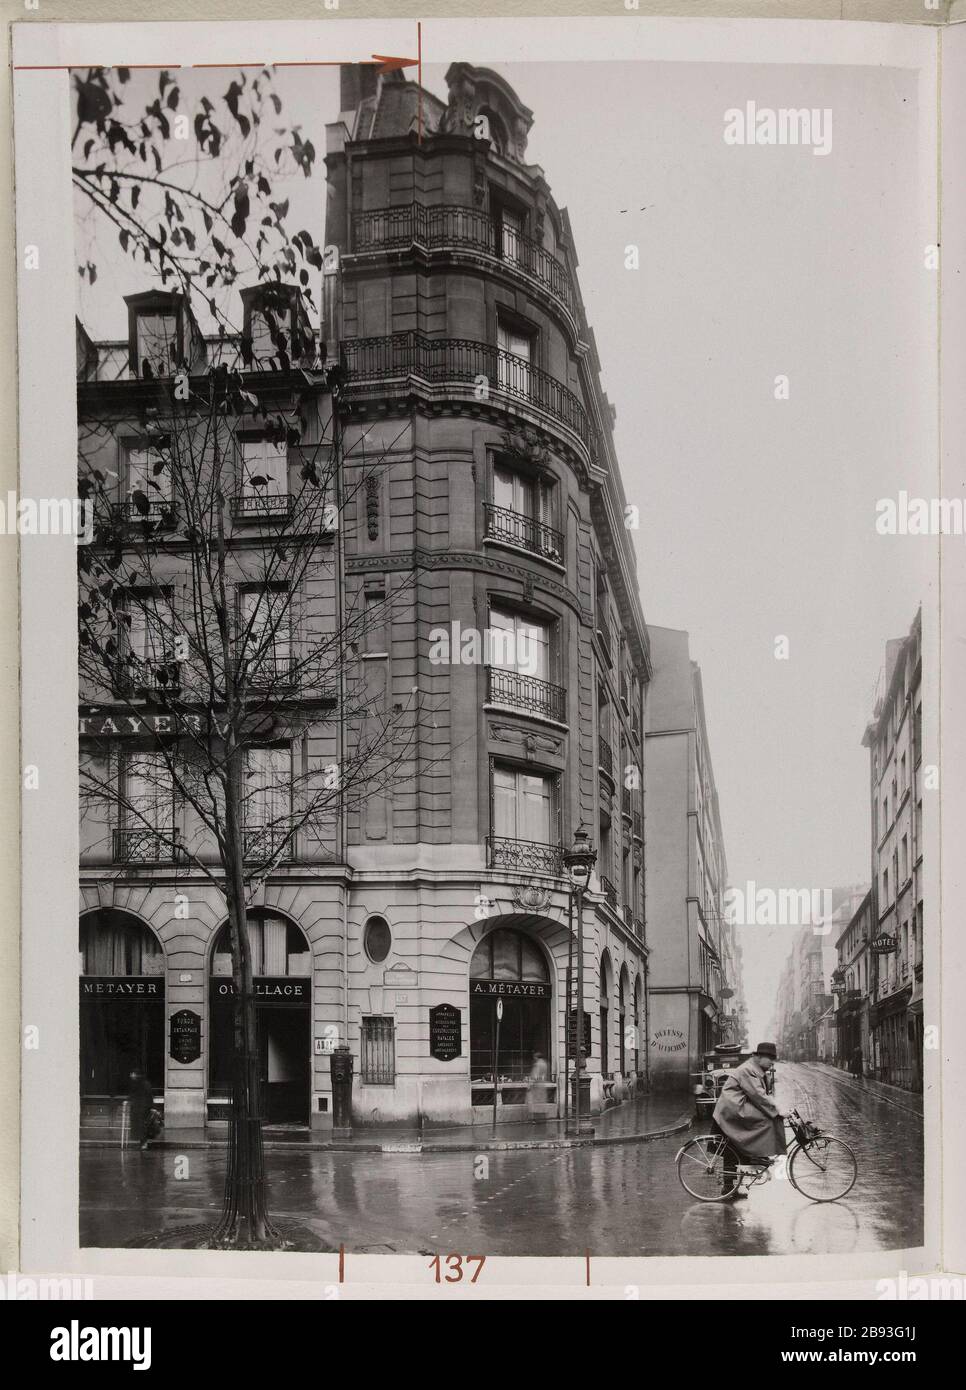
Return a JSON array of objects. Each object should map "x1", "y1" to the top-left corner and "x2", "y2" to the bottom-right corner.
[{"x1": 676, "y1": 1107, "x2": 858, "y2": 1203}]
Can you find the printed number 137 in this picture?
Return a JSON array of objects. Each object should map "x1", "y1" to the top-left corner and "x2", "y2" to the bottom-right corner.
[{"x1": 429, "y1": 1254, "x2": 485, "y2": 1283}]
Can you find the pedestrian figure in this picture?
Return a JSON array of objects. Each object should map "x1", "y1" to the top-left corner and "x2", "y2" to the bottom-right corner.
[
  {"x1": 126, "y1": 1068, "x2": 155, "y2": 1151},
  {"x1": 850, "y1": 1046, "x2": 864, "y2": 1078},
  {"x1": 711, "y1": 1042, "x2": 786, "y2": 1199},
  {"x1": 527, "y1": 1051, "x2": 550, "y2": 1122}
]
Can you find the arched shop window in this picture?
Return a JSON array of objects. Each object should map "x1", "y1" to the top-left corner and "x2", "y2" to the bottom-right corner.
[
  {"x1": 618, "y1": 968, "x2": 628, "y2": 1076},
  {"x1": 634, "y1": 975, "x2": 643, "y2": 1073},
  {"x1": 79, "y1": 910, "x2": 165, "y2": 1097},
  {"x1": 469, "y1": 929, "x2": 551, "y2": 1084},
  {"x1": 209, "y1": 914, "x2": 312, "y2": 1125}
]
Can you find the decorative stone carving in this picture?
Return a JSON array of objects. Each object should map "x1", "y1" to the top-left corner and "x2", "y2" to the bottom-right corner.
[
  {"x1": 489, "y1": 722, "x2": 563, "y2": 757},
  {"x1": 365, "y1": 475, "x2": 380, "y2": 540},
  {"x1": 512, "y1": 880, "x2": 553, "y2": 913}
]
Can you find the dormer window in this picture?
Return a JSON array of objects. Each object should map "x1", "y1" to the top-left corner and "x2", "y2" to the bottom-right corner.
[
  {"x1": 137, "y1": 312, "x2": 177, "y2": 375},
  {"x1": 125, "y1": 290, "x2": 204, "y2": 379},
  {"x1": 241, "y1": 284, "x2": 314, "y2": 369}
]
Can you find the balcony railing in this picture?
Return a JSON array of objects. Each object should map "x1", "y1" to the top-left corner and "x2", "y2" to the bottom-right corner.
[
  {"x1": 622, "y1": 788, "x2": 632, "y2": 818},
  {"x1": 114, "y1": 658, "x2": 181, "y2": 697},
  {"x1": 232, "y1": 493, "x2": 294, "y2": 520},
  {"x1": 631, "y1": 914, "x2": 644, "y2": 939},
  {"x1": 482, "y1": 502, "x2": 564, "y2": 564},
  {"x1": 600, "y1": 875, "x2": 618, "y2": 911},
  {"x1": 632, "y1": 812, "x2": 643, "y2": 841},
  {"x1": 244, "y1": 825, "x2": 293, "y2": 861},
  {"x1": 113, "y1": 498, "x2": 178, "y2": 528},
  {"x1": 595, "y1": 620, "x2": 612, "y2": 665},
  {"x1": 598, "y1": 735, "x2": 614, "y2": 779},
  {"x1": 487, "y1": 667, "x2": 566, "y2": 723},
  {"x1": 488, "y1": 835, "x2": 563, "y2": 876},
  {"x1": 114, "y1": 827, "x2": 177, "y2": 863},
  {"x1": 352, "y1": 203, "x2": 579, "y2": 321},
  {"x1": 341, "y1": 333, "x2": 595, "y2": 454}
]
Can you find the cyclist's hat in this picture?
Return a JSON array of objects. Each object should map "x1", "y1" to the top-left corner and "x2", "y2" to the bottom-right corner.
[{"x1": 755, "y1": 1042, "x2": 778, "y2": 1058}]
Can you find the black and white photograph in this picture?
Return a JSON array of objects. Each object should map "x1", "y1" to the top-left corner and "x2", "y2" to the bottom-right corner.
[{"x1": 8, "y1": 5, "x2": 965, "y2": 1311}]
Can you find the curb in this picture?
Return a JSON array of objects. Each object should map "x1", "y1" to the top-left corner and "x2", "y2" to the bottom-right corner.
[{"x1": 81, "y1": 1113, "x2": 693, "y2": 1155}]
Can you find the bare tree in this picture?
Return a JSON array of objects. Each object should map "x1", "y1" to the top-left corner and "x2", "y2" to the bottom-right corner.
[{"x1": 73, "y1": 65, "x2": 425, "y2": 1248}]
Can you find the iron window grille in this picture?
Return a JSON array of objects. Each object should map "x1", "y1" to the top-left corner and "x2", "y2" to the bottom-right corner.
[
  {"x1": 361, "y1": 1016, "x2": 395, "y2": 1085},
  {"x1": 114, "y1": 827, "x2": 178, "y2": 864}
]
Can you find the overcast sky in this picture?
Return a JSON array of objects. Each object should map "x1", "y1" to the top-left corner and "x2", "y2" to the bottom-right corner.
[{"x1": 75, "y1": 60, "x2": 934, "y2": 1042}]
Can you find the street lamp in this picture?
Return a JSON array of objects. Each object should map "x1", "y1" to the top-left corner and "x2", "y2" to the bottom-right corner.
[{"x1": 563, "y1": 823, "x2": 596, "y2": 1137}]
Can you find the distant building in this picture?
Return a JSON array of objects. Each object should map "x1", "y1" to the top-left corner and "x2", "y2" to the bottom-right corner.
[
  {"x1": 774, "y1": 886, "x2": 867, "y2": 1061},
  {"x1": 832, "y1": 889, "x2": 873, "y2": 1075},
  {"x1": 862, "y1": 608, "x2": 923, "y2": 1090},
  {"x1": 644, "y1": 627, "x2": 740, "y2": 1089}
]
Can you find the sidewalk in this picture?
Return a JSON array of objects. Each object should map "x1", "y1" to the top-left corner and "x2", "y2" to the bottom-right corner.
[
  {"x1": 81, "y1": 1091, "x2": 692, "y2": 1154},
  {"x1": 800, "y1": 1061, "x2": 924, "y2": 1116}
]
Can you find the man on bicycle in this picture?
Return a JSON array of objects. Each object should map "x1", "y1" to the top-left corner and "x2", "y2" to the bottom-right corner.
[{"x1": 711, "y1": 1041, "x2": 786, "y2": 1198}]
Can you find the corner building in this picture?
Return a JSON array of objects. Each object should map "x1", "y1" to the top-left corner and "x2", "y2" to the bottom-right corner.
[
  {"x1": 324, "y1": 64, "x2": 651, "y2": 1126},
  {"x1": 78, "y1": 63, "x2": 652, "y2": 1135}
]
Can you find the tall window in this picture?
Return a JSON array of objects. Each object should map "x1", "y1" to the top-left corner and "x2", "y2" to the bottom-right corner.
[
  {"x1": 492, "y1": 765, "x2": 555, "y2": 845},
  {"x1": 497, "y1": 320, "x2": 533, "y2": 395},
  {"x1": 126, "y1": 440, "x2": 173, "y2": 506},
  {"x1": 136, "y1": 311, "x2": 178, "y2": 374},
  {"x1": 488, "y1": 605, "x2": 551, "y2": 684},
  {"x1": 120, "y1": 752, "x2": 176, "y2": 862},
  {"x1": 239, "y1": 438, "x2": 288, "y2": 511},
  {"x1": 124, "y1": 591, "x2": 175, "y2": 681},
  {"x1": 618, "y1": 973, "x2": 626, "y2": 1075},
  {"x1": 240, "y1": 587, "x2": 291, "y2": 683},
  {"x1": 245, "y1": 747, "x2": 291, "y2": 855},
  {"x1": 493, "y1": 463, "x2": 553, "y2": 528}
]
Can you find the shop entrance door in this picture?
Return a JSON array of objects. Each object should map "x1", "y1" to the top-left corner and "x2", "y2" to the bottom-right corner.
[{"x1": 258, "y1": 1005, "x2": 310, "y2": 1124}]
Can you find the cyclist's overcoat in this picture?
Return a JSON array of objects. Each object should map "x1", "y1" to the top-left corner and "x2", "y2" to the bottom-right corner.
[{"x1": 711, "y1": 1056, "x2": 786, "y2": 1159}]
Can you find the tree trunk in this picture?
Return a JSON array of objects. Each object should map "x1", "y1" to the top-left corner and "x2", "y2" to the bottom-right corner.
[{"x1": 211, "y1": 748, "x2": 281, "y2": 1248}]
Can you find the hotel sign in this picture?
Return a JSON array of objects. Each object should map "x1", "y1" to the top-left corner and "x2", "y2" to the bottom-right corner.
[
  {"x1": 470, "y1": 980, "x2": 551, "y2": 1000},
  {"x1": 80, "y1": 977, "x2": 163, "y2": 999},
  {"x1": 212, "y1": 977, "x2": 309, "y2": 1001},
  {"x1": 80, "y1": 712, "x2": 202, "y2": 737}
]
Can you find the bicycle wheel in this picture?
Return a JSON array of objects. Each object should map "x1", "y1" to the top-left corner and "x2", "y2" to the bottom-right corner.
[
  {"x1": 787, "y1": 1135, "x2": 857, "y2": 1202},
  {"x1": 676, "y1": 1134, "x2": 740, "y2": 1201}
]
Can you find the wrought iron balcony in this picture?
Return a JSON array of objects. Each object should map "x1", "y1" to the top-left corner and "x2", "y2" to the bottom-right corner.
[
  {"x1": 486, "y1": 667, "x2": 566, "y2": 723},
  {"x1": 113, "y1": 498, "x2": 177, "y2": 528},
  {"x1": 113, "y1": 658, "x2": 182, "y2": 697},
  {"x1": 631, "y1": 914, "x2": 644, "y2": 939},
  {"x1": 487, "y1": 835, "x2": 563, "y2": 876},
  {"x1": 598, "y1": 735, "x2": 614, "y2": 779},
  {"x1": 341, "y1": 332, "x2": 595, "y2": 454},
  {"x1": 482, "y1": 502, "x2": 564, "y2": 563},
  {"x1": 600, "y1": 875, "x2": 618, "y2": 911},
  {"x1": 243, "y1": 825, "x2": 293, "y2": 861},
  {"x1": 352, "y1": 203, "x2": 579, "y2": 321},
  {"x1": 232, "y1": 493, "x2": 294, "y2": 521},
  {"x1": 114, "y1": 827, "x2": 178, "y2": 863}
]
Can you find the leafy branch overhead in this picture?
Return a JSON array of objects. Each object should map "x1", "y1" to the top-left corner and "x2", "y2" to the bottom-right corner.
[{"x1": 72, "y1": 66, "x2": 321, "y2": 321}]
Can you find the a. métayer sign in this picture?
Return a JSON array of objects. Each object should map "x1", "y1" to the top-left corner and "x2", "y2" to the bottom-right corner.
[
  {"x1": 470, "y1": 980, "x2": 550, "y2": 999},
  {"x1": 80, "y1": 712, "x2": 203, "y2": 737},
  {"x1": 80, "y1": 977, "x2": 163, "y2": 998}
]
